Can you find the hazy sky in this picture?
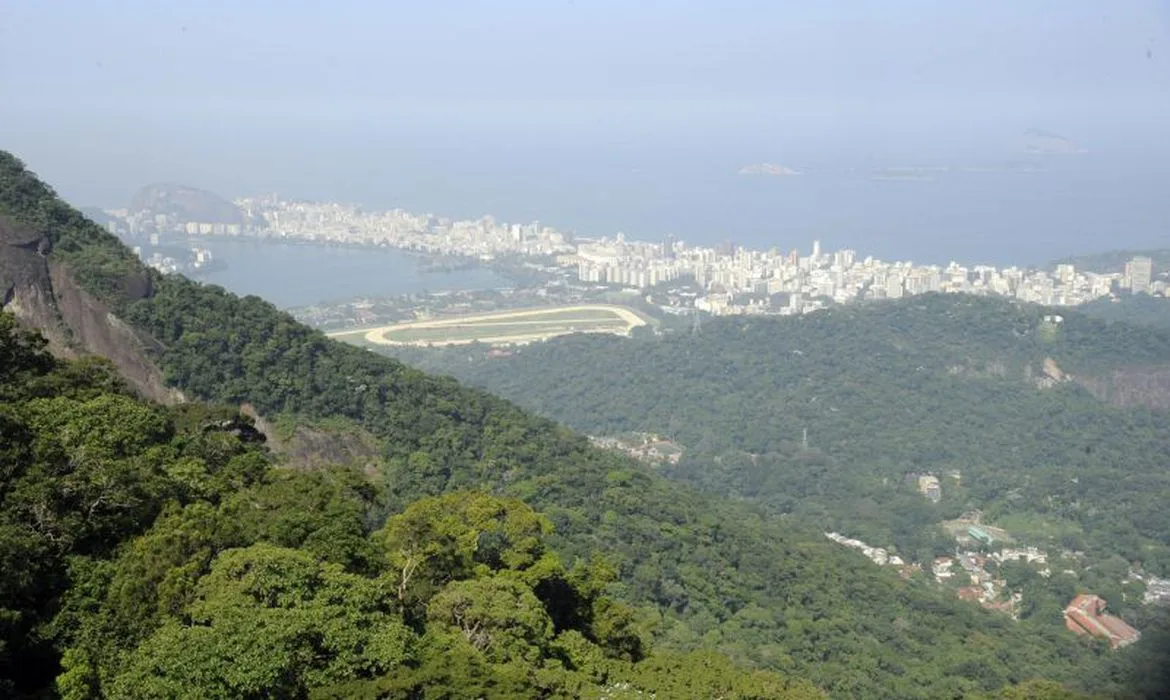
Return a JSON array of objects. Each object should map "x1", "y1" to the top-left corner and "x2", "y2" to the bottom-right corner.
[{"x1": 2, "y1": 0, "x2": 1169, "y2": 207}]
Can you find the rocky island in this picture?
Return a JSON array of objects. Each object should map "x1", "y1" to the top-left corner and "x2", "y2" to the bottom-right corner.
[
  {"x1": 1023, "y1": 128, "x2": 1087, "y2": 155},
  {"x1": 738, "y1": 162, "x2": 802, "y2": 176}
]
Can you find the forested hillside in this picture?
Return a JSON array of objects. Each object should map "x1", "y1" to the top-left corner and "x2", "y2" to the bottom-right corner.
[
  {"x1": 1077, "y1": 295, "x2": 1170, "y2": 331},
  {"x1": 390, "y1": 296, "x2": 1170, "y2": 577},
  {"x1": 0, "y1": 312, "x2": 824, "y2": 699},
  {"x1": 3, "y1": 151, "x2": 1167, "y2": 698}
]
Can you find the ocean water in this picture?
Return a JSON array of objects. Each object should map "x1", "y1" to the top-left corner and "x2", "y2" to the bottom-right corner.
[
  {"x1": 235, "y1": 119, "x2": 1170, "y2": 268},
  {"x1": 183, "y1": 123, "x2": 1170, "y2": 309},
  {"x1": 97, "y1": 113, "x2": 1170, "y2": 308}
]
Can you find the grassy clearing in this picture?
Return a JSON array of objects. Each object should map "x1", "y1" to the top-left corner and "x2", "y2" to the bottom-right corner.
[
  {"x1": 386, "y1": 320, "x2": 628, "y2": 343},
  {"x1": 996, "y1": 513, "x2": 1084, "y2": 543}
]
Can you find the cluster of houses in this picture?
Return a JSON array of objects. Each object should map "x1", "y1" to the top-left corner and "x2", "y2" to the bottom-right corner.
[
  {"x1": 824, "y1": 510, "x2": 1158, "y2": 650},
  {"x1": 1124, "y1": 571, "x2": 1170, "y2": 606},
  {"x1": 1142, "y1": 575, "x2": 1170, "y2": 606},
  {"x1": 823, "y1": 532, "x2": 919, "y2": 579},
  {"x1": 931, "y1": 552, "x2": 1020, "y2": 617},
  {"x1": 828, "y1": 528, "x2": 1150, "y2": 649},
  {"x1": 589, "y1": 433, "x2": 683, "y2": 465}
]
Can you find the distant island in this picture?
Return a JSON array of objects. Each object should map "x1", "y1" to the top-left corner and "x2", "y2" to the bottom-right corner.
[
  {"x1": 870, "y1": 161, "x2": 1044, "y2": 181},
  {"x1": 870, "y1": 166, "x2": 942, "y2": 182},
  {"x1": 959, "y1": 160, "x2": 1045, "y2": 174},
  {"x1": 1023, "y1": 129, "x2": 1087, "y2": 155},
  {"x1": 738, "y1": 162, "x2": 802, "y2": 176}
]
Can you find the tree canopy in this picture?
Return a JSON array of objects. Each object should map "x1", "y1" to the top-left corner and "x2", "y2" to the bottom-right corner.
[{"x1": 1, "y1": 150, "x2": 1164, "y2": 698}]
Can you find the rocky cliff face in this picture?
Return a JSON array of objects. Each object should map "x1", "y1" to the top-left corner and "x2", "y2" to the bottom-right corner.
[
  {"x1": 0, "y1": 214, "x2": 182, "y2": 404},
  {"x1": 1, "y1": 215, "x2": 63, "y2": 344},
  {"x1": 1076, "y1": 368, "x2": 1170, "y2": 411}
]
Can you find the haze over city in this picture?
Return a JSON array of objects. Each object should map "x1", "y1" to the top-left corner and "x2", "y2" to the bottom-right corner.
[{"x1": 3, "y1": 1, "x2": 1170, "y2": 263}]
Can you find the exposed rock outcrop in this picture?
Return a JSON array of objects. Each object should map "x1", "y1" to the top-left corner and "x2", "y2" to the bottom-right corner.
[
  {"x1": 1077, "y1": 368, "x2": 1170, "y2": 410},
  {"x1": 241, "y1": 405, "x2": 383, "y2": 474},
  {"x1": 0, "y1": 214, "x2": 182, "y2": 404}
]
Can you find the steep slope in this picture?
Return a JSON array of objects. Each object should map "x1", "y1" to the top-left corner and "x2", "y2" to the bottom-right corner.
[
  {"x1": 2, "y1": 315, "x2": 823, "y2": 700},
  {"x1": 390, "y1": 297, "x2": 1170, "y2": 574},
  {"x1": 0, "y1": 207, "x2": 177, "y2": 404},
  {"x1": 0, "y1": 151, "x2": 1153, "y2": 698}
]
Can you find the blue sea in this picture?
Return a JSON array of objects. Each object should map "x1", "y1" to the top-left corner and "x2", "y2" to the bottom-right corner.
[
  {"x1": 178, "y1": 118, "x2": 1170, "y2": 308},
  {"x1": 85, "y1": 112, "x2": 1169, "y2": 306},
  {"x1": 217, "y1": 118, "x2": 1170, "y2": 269}
]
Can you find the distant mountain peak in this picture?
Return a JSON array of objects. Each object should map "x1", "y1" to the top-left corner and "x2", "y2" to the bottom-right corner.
[{"x1": 129, "y1": 182, "x2": 244, "y2": 224}]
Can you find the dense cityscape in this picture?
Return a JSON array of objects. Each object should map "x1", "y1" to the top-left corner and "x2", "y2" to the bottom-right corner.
[{"x1": 105, "y1": 193, "x2": 1162, "y2": 317}]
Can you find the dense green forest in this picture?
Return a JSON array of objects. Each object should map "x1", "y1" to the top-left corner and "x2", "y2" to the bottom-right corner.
[
  {"x1": 4, "y1": 150, "x2": 1170, "y2": 698},
  {"x1": 1077, "y1": 295, "x2": 1170, "y2": 330},
  {"x1": 389, "y1": 296, "x2": 1170, "y2": 578},
  {"x1": 0, "y1": 312, "x2": 824, "y2": 698}
]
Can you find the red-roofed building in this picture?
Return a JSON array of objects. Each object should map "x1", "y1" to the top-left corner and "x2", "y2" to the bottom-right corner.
[{"x1": 1064, "y1": 594, "x2": 1140, "y2": 649}]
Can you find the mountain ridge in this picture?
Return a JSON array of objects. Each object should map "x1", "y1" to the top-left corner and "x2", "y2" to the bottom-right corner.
[{"x1": 128, "y1": 182, "x2": 245, "y2": 225}]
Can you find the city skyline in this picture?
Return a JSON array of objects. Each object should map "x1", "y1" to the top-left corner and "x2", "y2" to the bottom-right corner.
[{"x1": 105, "y1": 191, "x2": 1163, "y2": 317}]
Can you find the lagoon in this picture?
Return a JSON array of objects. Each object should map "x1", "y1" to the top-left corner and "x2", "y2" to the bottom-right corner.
[{"x1": 187, "y1": 238, "x2": 508, "y2": 309}]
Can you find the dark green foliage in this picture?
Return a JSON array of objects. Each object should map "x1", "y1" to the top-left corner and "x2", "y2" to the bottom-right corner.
[
  {"x1": 1, "y1": 152, "x2": 1160, "y2": 698},
  {"x1": 1, "y1": 314, "x2": 815, "y2": 698},
  {"x1": 0, "y1": 313, "x2": 270, "y2": 696},
  {"x1": 1078, "y1": 294, "x2": 1170, "y2": 330},
  {"x1": 0, "y1": 154, "x2": 142, "y2": 303},
  {"x1": 394, "y1": 296, "x2": 1170, "y2": 578}
]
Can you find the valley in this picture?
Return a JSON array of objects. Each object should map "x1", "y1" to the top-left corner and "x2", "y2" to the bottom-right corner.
[{"x1": 386, "y1": 295, "x2": 1170, "y2": 661}]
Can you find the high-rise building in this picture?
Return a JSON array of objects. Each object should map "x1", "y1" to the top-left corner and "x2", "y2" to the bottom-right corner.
[
  {"x1": 1126, "y1": 256, "x2": 1154, "y2": 294},
  {"x1": 811, "y1": 239, "x2": 822, "y2": 263},
  {"x1": 662, "y1": 234, "x2": 676, "y2": 259},
  {"x1": 886, "y1": 274, "x2": 904, "y2": 299}
]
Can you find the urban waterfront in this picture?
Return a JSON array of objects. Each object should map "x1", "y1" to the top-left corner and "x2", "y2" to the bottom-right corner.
[{"x1": 110, "y1": 185, "x2": 1165, "y2": 320}]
